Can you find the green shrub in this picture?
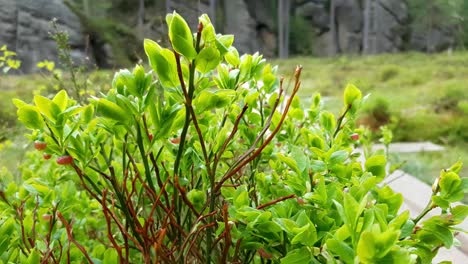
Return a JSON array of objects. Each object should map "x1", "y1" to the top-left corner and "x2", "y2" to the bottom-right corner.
[
  {"x1": 379, "y1": 65, "x2": 400, "y2": 82},
  {"x1": 358, "y1": 97, "x2": 393, "y2": 132},
  {"x1": 289, "y1": 16, "x2": 315, "y2": 56},
  {"x1": 434, "y1": 82, "x2": 468, "y2": 113},
  {"x1": 392, "y1": 109, "x2": 447, "y2": 142},
  {"x1": 3, "y1": 12, "x2": 468, "y2": 263}
]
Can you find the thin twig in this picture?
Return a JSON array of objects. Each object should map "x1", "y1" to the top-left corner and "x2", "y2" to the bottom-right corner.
[
  {"x1": 56, "y1": 212, "x2": 95, "y2": 264},
  {"x1": 101, "y1": 189, "x2": 124, "y2": 262},
  {"x1": 256, "y1": 194, "x2": 296, "y2": 210},
  {"x1": 221, "y1": 203, "x2": 231, "y2": 264}
]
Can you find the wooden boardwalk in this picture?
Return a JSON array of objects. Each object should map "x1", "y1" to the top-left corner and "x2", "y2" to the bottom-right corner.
[{"x1": 377, "y1": 142, "x2": 468, "y2": 263}]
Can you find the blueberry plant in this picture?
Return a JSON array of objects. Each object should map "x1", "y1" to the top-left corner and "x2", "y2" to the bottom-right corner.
[{"x1": 3, "y1": 12, "x2": 468, "y2": 263}]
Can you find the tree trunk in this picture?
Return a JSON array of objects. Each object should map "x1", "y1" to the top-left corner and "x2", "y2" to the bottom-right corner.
[
  {"x1": 330, "y1": 0, "x2": 338, "y2": 54},
  {"x1": 363, "y1": 0, "x2": 371, "y2": 54},
  {"x1": 137, "y1": 0, "x2": 145, "y2": 38},
  {"x1": 83, "y1": 0, "x2": 90, "y2": 16},
  {"x1": 209, "y1": 0, "x2": 216, "y2": 26},
  {"x1": 278, "y1": 0, "x2": 290, "y2": 58},
  {"x1": 166, "y1": 0, "x2": 172, "y2": 14},
  {"x1": 427, "y1": 0, "x2": 434, "y2": 52},
  {"x1": 284, "y1": 0, "x2": 290, "y2": 58}
]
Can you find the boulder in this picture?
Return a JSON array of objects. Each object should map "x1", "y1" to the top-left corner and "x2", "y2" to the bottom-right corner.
[{"x1": 0, "y1": 0, "x2": 89, "y2": 73}]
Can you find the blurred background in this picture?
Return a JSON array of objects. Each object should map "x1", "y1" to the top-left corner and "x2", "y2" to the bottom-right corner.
[
  {"x1": 0, "y1": 0, "x2": 467, "y2": 191},
  {"x1": 1, "y1": 0, "x2": 468, "y2": 72}
]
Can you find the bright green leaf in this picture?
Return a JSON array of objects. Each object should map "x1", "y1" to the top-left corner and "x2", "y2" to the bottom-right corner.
[
  {"x1": 52, "y1": 90, "x2": 68, "y2": 111},
  {"x1": 168, "y1": 12, "x2": 197, "y2": 59},
  {"x1": 17, "y1": 105, "x2": 45, "y2": 130},
  {"x1": 225, "y1": 47, "x2": 240, "y2": 67},
  {"x1": 450, "y1": 205, "x2": 468, "y2": 224},
  {"x1": 365, "y1": 155, "x2": 387, "y2": 180},
  {"x1": 94, "y1": 98, "x2": 132, "y2": 125},
  {"x1": 280, "y1": 247, "x2": 312, "y2": 264},
  {"x1": 326, "y1": 239, "x2": 354, "y2": 264},
  {"x1": 144, "y1": 39, "x2": 180, "y2": 87},
  {"x1": 320, "y1": 111, "x2": 336, "y2": 133},
  {"x1": 103, "y1": 248, "x2": 118, "y2": 264},
  {"x1": 34, "y1": 95, "x2": 61, "y2": 121},
  {"x1": 329, "y1": 150, "x2": 349, "y2": 165},
  {"x1": 344, "y1": 84, "x2": 362, "y2": 107},
  {"x1": 196, "y1": 46, "x2": 220, "y2": 73}
]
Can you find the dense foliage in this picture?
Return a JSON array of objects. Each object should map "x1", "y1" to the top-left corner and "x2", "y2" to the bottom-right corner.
[{"x1": 2, "y1": 12, "x2": 468, "y2": 263}]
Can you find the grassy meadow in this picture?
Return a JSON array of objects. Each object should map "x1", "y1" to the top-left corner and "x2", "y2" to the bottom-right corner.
[
  {"x1": 274, "y1": 52, "x2": 468, "y2": 186},
  {"x1": 1, "y1": 52, "x2": 467, "y2": 187}
]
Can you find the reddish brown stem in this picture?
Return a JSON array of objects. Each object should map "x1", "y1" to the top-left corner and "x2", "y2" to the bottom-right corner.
[
  {"x1": 257, "y1": 194, "x2": 296, "y2": 210},
  {"x1": 214, "y1": 66, "x2": 303, "y2": 195},
  {"x1": 56, "y1": 211, "x2": 95, "y2": 264},
  {"x1": 175, "y1": 175, "x2": 201, "y2": 218},
  {"x1": 101, "y1": 189, "x2": 124, "y2": 262}
]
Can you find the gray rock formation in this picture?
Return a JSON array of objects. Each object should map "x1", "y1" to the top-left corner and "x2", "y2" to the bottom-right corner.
[
  {"x1": 0, "y1": 0, "x2": 89, "y2": 73},
  {"x1": 410, "y1": 26, "x2": 455, "y2": 53},
  {"x1": 244, "y1": 0, "x2": 277, "y2": 57},
  {"x1": 296, "y1": 1, "x2": 329, "y2": 30},
  {"x1": 0, "y1": 0, "x2": 457, "y2": 73},
  {"x1": 300, "y1": 0, "x2": 408, "y2": 56},
  {"x1": 368, "y1": 0, "x2": 408, "y2": 54},
  {"x1": 223, "y1": 0, "x2": 258, "y2": 55},
  {"x1": 335, "y1": 0, "x2": 363, "y2": 54}
]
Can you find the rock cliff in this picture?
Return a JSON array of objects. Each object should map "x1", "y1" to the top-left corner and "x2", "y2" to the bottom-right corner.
[
  {"x1": 0, "y1": 0, "x2": 458, "y2": 73},
  {"x1": 0, "y1": 0, "x2": 89, "y2": 73}
]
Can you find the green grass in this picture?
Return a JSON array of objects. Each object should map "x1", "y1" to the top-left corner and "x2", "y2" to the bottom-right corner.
[
  {"x1": 1, "y1": 52, "x2": 468, "y2": 188},
  {"x1": 273, "y1": 52, "x2": 468, "y2": 186},
  {"x1": 389, "y1": 146, "x2": 468, "y2": 183},
  {"x1": 389, "y1": 145, "x2": 468, "y2": 203},
  {"x1": 273, "y1": 52, "x2": 468, "y2": 142},
  {"x1": 273, "y1": 52, "x2": 468, "y2": 100}
]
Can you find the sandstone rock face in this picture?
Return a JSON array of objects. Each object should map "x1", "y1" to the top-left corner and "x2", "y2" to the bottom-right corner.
[{"x1": 0, "y1": 0, "x2": 89, "y2": 73}]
